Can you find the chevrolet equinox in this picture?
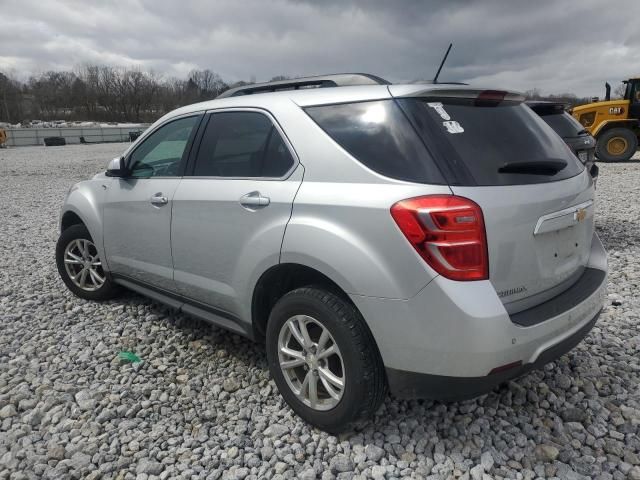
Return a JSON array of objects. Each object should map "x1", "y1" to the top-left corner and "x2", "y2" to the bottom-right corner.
[{"x1": 56, "y1": 74, "x2": 608, "y2": 432}]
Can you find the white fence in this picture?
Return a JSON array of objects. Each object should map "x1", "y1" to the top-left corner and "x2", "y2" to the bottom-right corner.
[{"x1": 5, "y1": 126, "x2": 149, "y2": 147}]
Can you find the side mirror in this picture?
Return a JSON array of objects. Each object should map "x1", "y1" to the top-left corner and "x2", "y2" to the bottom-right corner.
[{"x1": 105, "y1": 157, "x2": 127, "y2": 177}]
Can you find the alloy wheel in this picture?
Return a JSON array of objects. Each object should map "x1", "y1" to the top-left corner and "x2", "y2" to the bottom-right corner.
[
  {"x1": 63, "y1": 238, "x2": 105, "y2": 292},
  {"x1": 277, "y1": 314, "x2": 345, "y2": 411}
]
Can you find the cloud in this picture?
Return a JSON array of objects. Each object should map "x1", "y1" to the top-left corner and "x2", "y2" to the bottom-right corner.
[{"x1": 0, "y1": 0, "x2": 638, "y2": 96}]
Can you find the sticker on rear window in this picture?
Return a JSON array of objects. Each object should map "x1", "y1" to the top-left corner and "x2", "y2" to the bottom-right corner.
[
  {"x1": 427, "y1": 102, "x2": 451, "y2": 120},
  {"x1": 443, "y1": 121, "x2": 464, "y2": 134}
]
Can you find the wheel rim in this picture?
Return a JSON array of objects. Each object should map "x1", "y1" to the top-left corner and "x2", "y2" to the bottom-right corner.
[
  {"x1": 63, "y1": 238, "x2": 106, "y2": 292},
  {"x1": 607, "y1": 136, "x2": 628, "y2": 156},
  {"x1": 277, "y1": 315, "x2": 345, "y2": 411}
]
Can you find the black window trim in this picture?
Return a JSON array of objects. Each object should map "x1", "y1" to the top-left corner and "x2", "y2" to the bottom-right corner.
[
  {"x1": 124, "y1": 112, "x2": 205, "y2": 179},
  {"x1": 184, "y1": 107, "x2": 300, "y2": 181}
]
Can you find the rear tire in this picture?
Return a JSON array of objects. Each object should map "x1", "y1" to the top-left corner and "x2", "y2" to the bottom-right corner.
[
  {"x1": 266, "y1": 286, "x2": 386, "y2": 432},
  {"x1": 56, "y1": 224, "x2": 119, "y2": 301},
  {"x1": 596, "y1": 128, "x2": 638, "y2": 162}
]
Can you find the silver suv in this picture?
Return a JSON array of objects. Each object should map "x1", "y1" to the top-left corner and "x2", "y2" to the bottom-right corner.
[{"x1": 56, "y1": 74, "x2": 608, "y2": 432}]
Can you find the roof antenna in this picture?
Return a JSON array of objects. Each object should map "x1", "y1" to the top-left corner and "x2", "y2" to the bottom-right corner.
[{"x1": 433, "y1": 43, "x2": 453, "y2": 84}]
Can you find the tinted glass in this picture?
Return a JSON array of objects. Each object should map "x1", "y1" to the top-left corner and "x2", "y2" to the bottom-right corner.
[
  {"x1": 305, "y1": 100, "x2": 445, "y2": 184},
  {"x1": 129, "y1": 116, "x2": 199, "y2": 178},
  {"x1": 399, "y1": 98, "x2": 584, "y2": 186},
  {"x1": 540, "y1": 112, "x2": 586, "y2": 138},
  {"x1": 193, "y1": 111, "x2": 294, "y2": 177},
  {"x1": 633, "y1": 82, "x2": 640, "y2": 103}
]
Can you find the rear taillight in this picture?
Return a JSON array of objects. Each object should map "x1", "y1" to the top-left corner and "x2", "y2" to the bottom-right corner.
[{"x1": 390, "y1": 195, "x2": 489, "y2": 281}]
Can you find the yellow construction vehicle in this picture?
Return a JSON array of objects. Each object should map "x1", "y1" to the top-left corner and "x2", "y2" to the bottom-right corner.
[
  {"x1": 572, "y1": 78, "x2": 640, "y2": 161},
  {"x1": 0, "y1": 128, "x2": 7, "y2": 148}
]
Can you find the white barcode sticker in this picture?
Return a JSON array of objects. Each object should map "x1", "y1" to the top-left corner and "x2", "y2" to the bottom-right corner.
[
  {"x1": 443, "y1": 121, "x2": 464, "y2": 134},
  {"x1": 427, "y1": 102, "x2": 451, "y2": 120}
]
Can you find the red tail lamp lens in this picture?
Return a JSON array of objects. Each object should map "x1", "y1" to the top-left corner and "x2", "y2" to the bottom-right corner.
[
  {"x1": 390, "y1": 195, "x2": 489, "y2": 281},
  {"x1": 475, "y1": 90, "x2": 507, "y2": 106}
]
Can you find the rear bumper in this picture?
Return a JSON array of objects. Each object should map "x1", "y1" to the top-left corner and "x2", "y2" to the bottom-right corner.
[
  {"x1": 350, "y1": 232, "x2": 607, "y2": 399},
  {"x1": 386, "y1": 308, "x2": 601, "y2": 401}
]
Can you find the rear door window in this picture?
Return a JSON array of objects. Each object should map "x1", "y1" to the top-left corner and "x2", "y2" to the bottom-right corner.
[
  {"x1": 305, "y1": 100, "x2": 445, "y2": 184},
  {"x1": 192, "y1": 111, "x2": 294, "y2": 178},
  {"x1": 399, "y1": 97, "x2": 584, "y2": 186}
]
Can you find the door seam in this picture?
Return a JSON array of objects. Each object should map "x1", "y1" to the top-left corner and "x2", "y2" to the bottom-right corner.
[{"x1": 279, "y1": 163, "x2": 305, "y2": 263}]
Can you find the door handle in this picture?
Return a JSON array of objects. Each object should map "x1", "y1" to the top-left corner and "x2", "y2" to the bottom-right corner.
[
  {"x1": 150, "y1": 193, "x2": 169, "y2": 206},
  {"x1": 240, "y1": 191, "x2": 270, "y2": 209}
]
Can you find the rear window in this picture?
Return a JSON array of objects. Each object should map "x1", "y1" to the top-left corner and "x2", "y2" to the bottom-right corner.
[
  {"x1": 399, "y1": 98, "x2": 584, "y2": 186},
  {"x1": 538, "y1": 112, "x2": 586, "y2": 138},
  {"x1": 305, "y1": 100, "x2": 445, "y2": 184}
]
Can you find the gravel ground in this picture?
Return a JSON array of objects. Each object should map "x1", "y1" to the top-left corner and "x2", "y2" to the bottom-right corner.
[{"x1": 0, "y1": 143, "x2": 639, "y2": 480}]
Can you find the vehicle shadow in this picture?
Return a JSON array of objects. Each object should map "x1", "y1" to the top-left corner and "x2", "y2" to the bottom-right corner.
[{"x1": 595, "y1": 217, "x2": 640, "y2": 251}]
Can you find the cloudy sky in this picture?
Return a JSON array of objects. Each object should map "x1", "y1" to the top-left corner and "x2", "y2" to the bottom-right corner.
[{"x1": 1, "y1": 0, "x2": 639, "y2": 96}]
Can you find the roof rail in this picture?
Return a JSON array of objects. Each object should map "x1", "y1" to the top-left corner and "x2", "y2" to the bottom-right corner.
[{"x1": 216, "y1": 73, "x2": 390, "y2": 98}]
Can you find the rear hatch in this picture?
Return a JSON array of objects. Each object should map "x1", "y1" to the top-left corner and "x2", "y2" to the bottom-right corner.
[{"x1": 392, "y1": 86, "x2": 594, "y2": 313}]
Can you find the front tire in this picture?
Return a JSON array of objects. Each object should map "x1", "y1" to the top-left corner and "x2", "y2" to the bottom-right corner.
[
  {"x1": 56, "y1": 224, "x2": 119, "y2": 301},
  {"x1": 266, "y1": 286, "x2": 386, "y2": 432},
  {"x1": 596, "y1": 128, "x2": 638, "y2": 162}
]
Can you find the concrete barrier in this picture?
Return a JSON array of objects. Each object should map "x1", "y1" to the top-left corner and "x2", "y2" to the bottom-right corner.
[{"x1": 5, "y1": 126, "x2": 149, "y2": 147}]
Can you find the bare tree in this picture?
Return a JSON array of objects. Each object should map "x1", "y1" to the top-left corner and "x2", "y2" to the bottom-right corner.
[
  {"x1": 613, "y1": 83, "x2": 627, "y2": 99},
  {"x1": 188, "y1": 69, "x2": 228, "y2": 100},
  {"x1": 0, "y1": 66, "x2": 288, "y2": 123}
]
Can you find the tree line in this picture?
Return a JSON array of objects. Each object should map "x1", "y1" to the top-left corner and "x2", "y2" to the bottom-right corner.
[
  {"x1": 522, "y1": 88, "x2": 614, "y2": 108},
  {"x1": 0, "y1": 65, "x2": 614, "y2": 125},
  {"x1": 0, "y1": 66, "x2": 264, "y2": 124}
]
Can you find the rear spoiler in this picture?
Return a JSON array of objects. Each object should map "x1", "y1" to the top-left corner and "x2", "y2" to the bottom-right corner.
[{"x1": 388, "y1": 85, "x2": 525, "y2": 103}]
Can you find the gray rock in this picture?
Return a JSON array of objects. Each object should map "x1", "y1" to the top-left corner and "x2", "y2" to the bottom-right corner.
[
  {"x1": 562, "y1": 408, "x2": 587, "y2": 423},
  {"x1": 263, "y1": 424, "x2": 288, "y2": 437},
  {"x1": 330, "y1": 455, "x2": 354, "y2": 473},
  {"x1": 628, "y1": 467, "x2": 640, "y2": 480},
  {"x1": 470, "y1": 464, "x2": 485, "y2": 480},
  {"x1": 535, "y1": 444, "x2": 559, "y2": 462},
  {"x1": 74, "y1": 390, "x2": 96, "y2": 411},
  {"x1": 365, "y1": 444, "x2": 385, "y2": 462},
  {"x1": 481, "y1": 451, "x2": 494, "y2": 471},
  {"x1": 47, "y1": 444, "x2": 65, "y2": 461},
  {"x1": 231, "y1": 467, "x2": 249, "y2": 480},
  {"x1": 260, "y1": 446, "x2": 275, "y2": 459},
  {"x1": 223, "y1": 377, "x2": 241, "y2": 392},
  {"x1": 299, "y1": 467, "x2": 316, "y2": 480},
  {"x1": 69, "y1": 452, "x2": 92, "y2": 471},
  {"x1": 136, "y1": 459, "x2": 164, "y2": 475},
  {"x1": 0, "y1": 405, "x2": 17, "y2": 419},
  {"x1": 274, "y1": 461, "x2": 288, "y2": 474}
]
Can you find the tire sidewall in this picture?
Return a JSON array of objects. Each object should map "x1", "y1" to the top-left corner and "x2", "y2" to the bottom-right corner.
[
  {"x1": 266, "y1": 289, "x2": 369, "y2": 432},
  {"x1": 56, "y1": 224, "x2": 116, "y2": 301}
]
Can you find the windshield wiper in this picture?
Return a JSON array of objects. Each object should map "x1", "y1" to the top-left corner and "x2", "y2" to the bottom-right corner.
[{"x1": 498, "y1": 159, "x2": 567, "y2": 175}]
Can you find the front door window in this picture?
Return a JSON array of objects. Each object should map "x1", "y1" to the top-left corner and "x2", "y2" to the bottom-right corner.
[{"x1": 129, "y1": 116, "x2": 200, "y2": 178}]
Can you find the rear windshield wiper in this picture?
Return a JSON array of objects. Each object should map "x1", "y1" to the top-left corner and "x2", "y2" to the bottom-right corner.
[{"x1": 498, "y1": 159, "x2": 567, "y2": 175}]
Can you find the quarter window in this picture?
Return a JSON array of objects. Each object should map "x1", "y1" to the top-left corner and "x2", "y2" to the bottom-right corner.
[
  {"x1": 305, "y1": 100, "x2": 445, "y2": 184},
  {"x1": 128, "y1": 116, "x2": 199, "y2": 178},
  {"x1": 192, "y1": 111, "x2": 294, "y2": 178}
]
